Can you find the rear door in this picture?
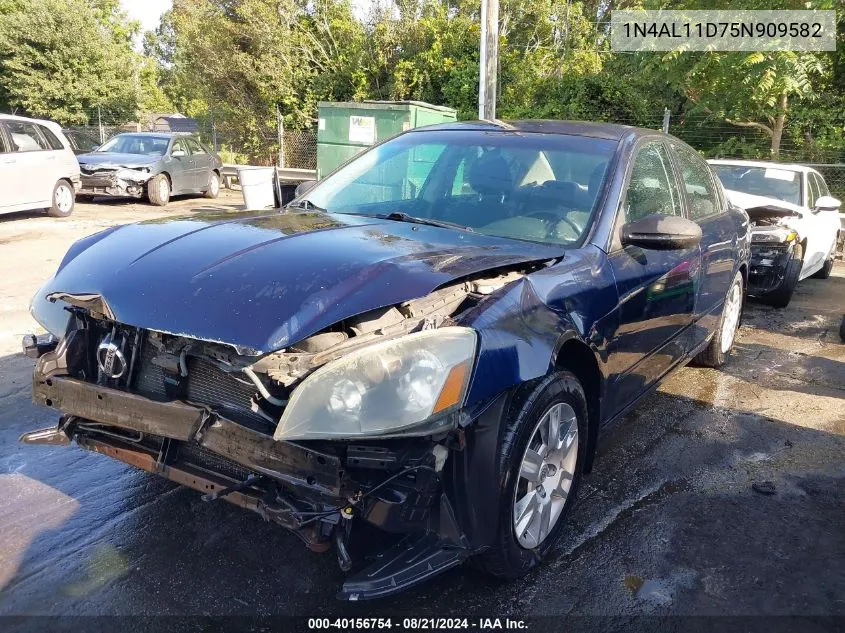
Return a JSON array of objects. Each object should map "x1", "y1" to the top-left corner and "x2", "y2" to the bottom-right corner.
[
  {"x1": 670, "y1": 142, "x2": 737, "y2": 344},
  {"x1": 3, "y1": 119, "x2": 58, "y2": 208},
  {"x1": 606, "y1": 139, "x2": 702, "y2": 416},
  {"x1": 185, "y1": 137, "x2": 212, "y2": 190}
]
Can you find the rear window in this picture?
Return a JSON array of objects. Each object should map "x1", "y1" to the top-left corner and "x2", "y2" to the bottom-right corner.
[{"x1": 38, "y1": 125, "x2": 65, "y2": 150}]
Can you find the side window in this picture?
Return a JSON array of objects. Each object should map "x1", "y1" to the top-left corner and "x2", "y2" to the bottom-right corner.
[
  {"x1": 807, "y1": 172, "x2": 820, "y2": 208},
  {"x1": 38, "y1": 125, "x2": 65, "y2": 150},
  {"x1": 816, "y1": 173, "x2": 831, "y2": 197},
  {"x1": 810, "y1": 172, "x2": 829, "y2": 201},
  {"x1": 186, "y1": 138, "x2": 206, "y2": 154},
  {"x1": 624, "y1": 141, "x2": 683, "y2": 222},
  {"x1": 171, "y1": 139, "x2": 189, "y2": 155},
  {"x1": 5, "y1": 121, "x2": 49, "y2": 152},
  {"x1": 671, "y1": 143, "x2": 720, "y2": 220},
  {"x1": 0, "y1": 125, "x2": 9, "y2": 153}
]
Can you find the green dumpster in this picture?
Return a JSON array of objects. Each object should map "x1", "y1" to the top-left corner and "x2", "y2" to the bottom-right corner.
[{"x1": 316, "y1": 101, "x2": 457, "y2": 179}]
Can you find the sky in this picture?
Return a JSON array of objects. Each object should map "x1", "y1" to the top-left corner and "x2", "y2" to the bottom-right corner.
[
  {"x1": 121, "y1": 0, "x2": 172, "y2": 34},
  {"x1": 120, "y1": 0, "x2": 375, "y2": 38}
]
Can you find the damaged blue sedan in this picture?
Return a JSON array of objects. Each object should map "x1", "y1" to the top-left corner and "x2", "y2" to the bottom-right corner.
[{"x1": 22, "y1": 121, "x2": 749, "y2": 599}]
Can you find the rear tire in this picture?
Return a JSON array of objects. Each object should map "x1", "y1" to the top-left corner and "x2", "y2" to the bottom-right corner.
[
  {"x1": 763, "y1": 242, "x2": 803, "y2": 309},
  {"x1": 204, "y1": 171, "x2": 220, "y2": 199},
  {"x1": 47, "y1": 180, "x2": 75, "y2": 218},
  {"x1": 812, "y1": 256, "x2": 833, "y2": 280},
  {"x1": 474, "y1": 372, "x2": 586, "y2": 579},
  {"x1": 147, "y1": 174, "x2": 171, "y2": 206},
  {"x1": 695, "y1": 270, "x2": 744, "y2": 368}
]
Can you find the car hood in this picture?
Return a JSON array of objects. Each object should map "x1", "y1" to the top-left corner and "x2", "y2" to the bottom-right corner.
[
  {"x1": 78, "y1": 153, "x2": 160, "y2": 169},
  {"x1": 724, "y1": 189, "x2": 806, "y2": 217},
  {"x1": 32, "y1": 210, "x2": 563, "y2": 353}
]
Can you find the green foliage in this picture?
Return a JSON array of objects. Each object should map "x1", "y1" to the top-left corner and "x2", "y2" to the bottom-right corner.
[{"x1": 0, "y1": 0, "x2": 140, "y2": 124}]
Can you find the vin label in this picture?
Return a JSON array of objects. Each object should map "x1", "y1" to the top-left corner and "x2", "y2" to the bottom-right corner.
[{"x1": 611, "y1": 10, "x2": 836, "y2": 52}]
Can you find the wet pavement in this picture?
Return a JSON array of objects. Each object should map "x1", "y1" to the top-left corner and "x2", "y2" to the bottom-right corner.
[{"x1": 0, "y1": 197, "x2": 843, "y2": 622}]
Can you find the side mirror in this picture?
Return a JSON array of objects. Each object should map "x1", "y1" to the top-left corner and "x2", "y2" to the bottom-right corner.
[
  {"x1": 622, "y1": 214, "x2": 702, "y2": 250},
  {"x1": 171, "y1": 149, "x2": 186, "y2": 158},
  {"x1": 294, "y1": 179, "x2": 318, "y2": 198},
  {"x1": 814, "y1": 195, "x2": 841, "y2": 212}
]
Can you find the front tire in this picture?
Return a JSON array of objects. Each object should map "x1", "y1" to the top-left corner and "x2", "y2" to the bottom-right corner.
[
  {"x1": 763, "y1": 242, "x2": 802, "y2": 308},
  {"x1": 475, "y1": 372, "x2": 587, "y2": 579},
  {"x1": 695, "y1": 270, "x2": 744, "y2": 368},
  {"x1": 47, "y1": 180, "x2": 75, "y2": 217},
  {"x1": 147, "y1": 174, "x2": 171, "y2": 206}
]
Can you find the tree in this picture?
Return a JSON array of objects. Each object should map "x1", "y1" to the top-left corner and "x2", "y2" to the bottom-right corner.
[
  {"x1": 0, "y1": 0, "x2": 141, "y2": 125},
  {"x1": 634, "y1": 0, "x2": 831, "y2": 156}
]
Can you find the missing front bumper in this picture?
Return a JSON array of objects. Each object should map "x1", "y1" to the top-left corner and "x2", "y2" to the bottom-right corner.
[{"x1": 31, "y1": 374, "x2": 343, "y2": 496}]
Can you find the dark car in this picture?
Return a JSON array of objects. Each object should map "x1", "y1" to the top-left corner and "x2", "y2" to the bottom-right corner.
[
  {"x1": 76, "y1": 132, "x2": 223, "y2": 206},
  {"x1": 61, "y1": 128, "x2": 100, "y2": 155},
  {"x1": 22, "y1": 121, "x2": 749, "y2": 599}
]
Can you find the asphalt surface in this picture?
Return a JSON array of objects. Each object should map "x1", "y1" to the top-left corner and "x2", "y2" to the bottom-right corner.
[{"x1": 0, "y1": 193, "x2": 843, "y2": 625}]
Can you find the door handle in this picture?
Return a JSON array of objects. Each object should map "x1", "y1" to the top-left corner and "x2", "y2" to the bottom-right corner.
[
  {"x1": 45, "y1": 155, "x2": 56, "y2": 160},
  {"x1": 1, "y1": 157, "x2": 15, "y2": 164}
]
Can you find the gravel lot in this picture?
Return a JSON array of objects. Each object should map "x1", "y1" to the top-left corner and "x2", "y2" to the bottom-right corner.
[{"x1": 0, "y1": 193, "x2": 843, "y2": 625}]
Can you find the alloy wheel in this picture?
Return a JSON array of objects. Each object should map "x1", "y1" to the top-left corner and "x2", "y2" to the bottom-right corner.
[
  {"x1": 513, "y1": 402, "x2": 579, "y2": 549},
  {"x1": 55, "y1": 184, "x2": 73, "y2": 213},
  {"x1": 720, "y1": 279, "x2": 742, "y2": 353}
]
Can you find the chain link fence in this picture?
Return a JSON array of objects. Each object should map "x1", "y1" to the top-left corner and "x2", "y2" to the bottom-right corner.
[
  {"x1": 281, "y1": 129, "x2": 317, "y2": 170},
  {"x1": 807, "y1": 164, "x2": 845, "y2": 202}
]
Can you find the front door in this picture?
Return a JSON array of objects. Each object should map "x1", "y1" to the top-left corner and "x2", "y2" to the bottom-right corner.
[
  {"x1": 167, "y1": 138, "x2": 193, "y2": 193},
  {"x1": 606, "y1": 140, "x2": 702, "y2": 417},
  {"x1": 670, "y1": 141, "x2": 738, "y2": 345}
]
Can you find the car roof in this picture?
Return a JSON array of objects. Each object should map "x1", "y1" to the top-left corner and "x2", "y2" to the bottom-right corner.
[
  {"x1": 0, "y1": 113, "x2": 64, "y2": 134},
  {"x1": 111, "y1": 132, "x2": 190, "y2": 138},
  {"x1": 408, "y1": 119, "x2": 665, "y2": 141},
  {"x1": 707, "y1": 158, "x2": 816, "y2": 174}
]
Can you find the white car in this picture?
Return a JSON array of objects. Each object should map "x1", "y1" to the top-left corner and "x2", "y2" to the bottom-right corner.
[
  {"x1": 709, "y1": 159, "x2": 841, "y2": 308},
  {"x1": 0, "y1": 114, "x2": 80, "y2": 217}
]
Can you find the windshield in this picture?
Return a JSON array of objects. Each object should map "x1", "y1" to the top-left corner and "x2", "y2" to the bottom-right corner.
[
  {"x1": 298, "y1": 130, "x2": 618, "y2": 246},
  {"x1": 98, "y1": 134, "x2": 170, "y2": 156},
  {"x1": 711, "y1": 165, "x2": 802, "y2": 206}
]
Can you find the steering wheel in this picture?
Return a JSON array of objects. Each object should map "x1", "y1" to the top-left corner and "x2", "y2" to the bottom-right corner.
[{"x1": 523, "y1": 210, "x2": 582, "y2": 239}]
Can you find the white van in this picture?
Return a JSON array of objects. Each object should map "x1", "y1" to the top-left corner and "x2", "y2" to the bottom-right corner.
[{"x1": 0, "y1": 114, "x2": 80, "y2": 217}]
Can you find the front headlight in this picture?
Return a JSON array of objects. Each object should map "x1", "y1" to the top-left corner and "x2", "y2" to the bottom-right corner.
[
  {"x1": 273, "y1": 327, "x2": 477, "y2": 441},
  {"x1": 751, "y1": 229, "x2": 796, "y2": 244},
  {"x1": 116, "y1": 168, "x2": 150, "y2": 181}
]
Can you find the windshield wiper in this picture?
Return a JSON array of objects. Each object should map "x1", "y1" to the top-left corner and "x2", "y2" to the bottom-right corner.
[{"x1": 354, "y1": 211, "x2": 473, "y2": 232}]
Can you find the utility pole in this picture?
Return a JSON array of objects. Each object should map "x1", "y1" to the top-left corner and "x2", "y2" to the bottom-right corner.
[
  {"x1": 662, "y1": 108, "x2": 671, "y2": 134},
  {"x1": 97, "y1": 106, "x2": 105, "y2": 144},
  {"x1": 276, "y1": 104, "x2": 285, "y2": 168},
  {"x1": 478, "y1": 0, "x2": 499, "y2": 121}
]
